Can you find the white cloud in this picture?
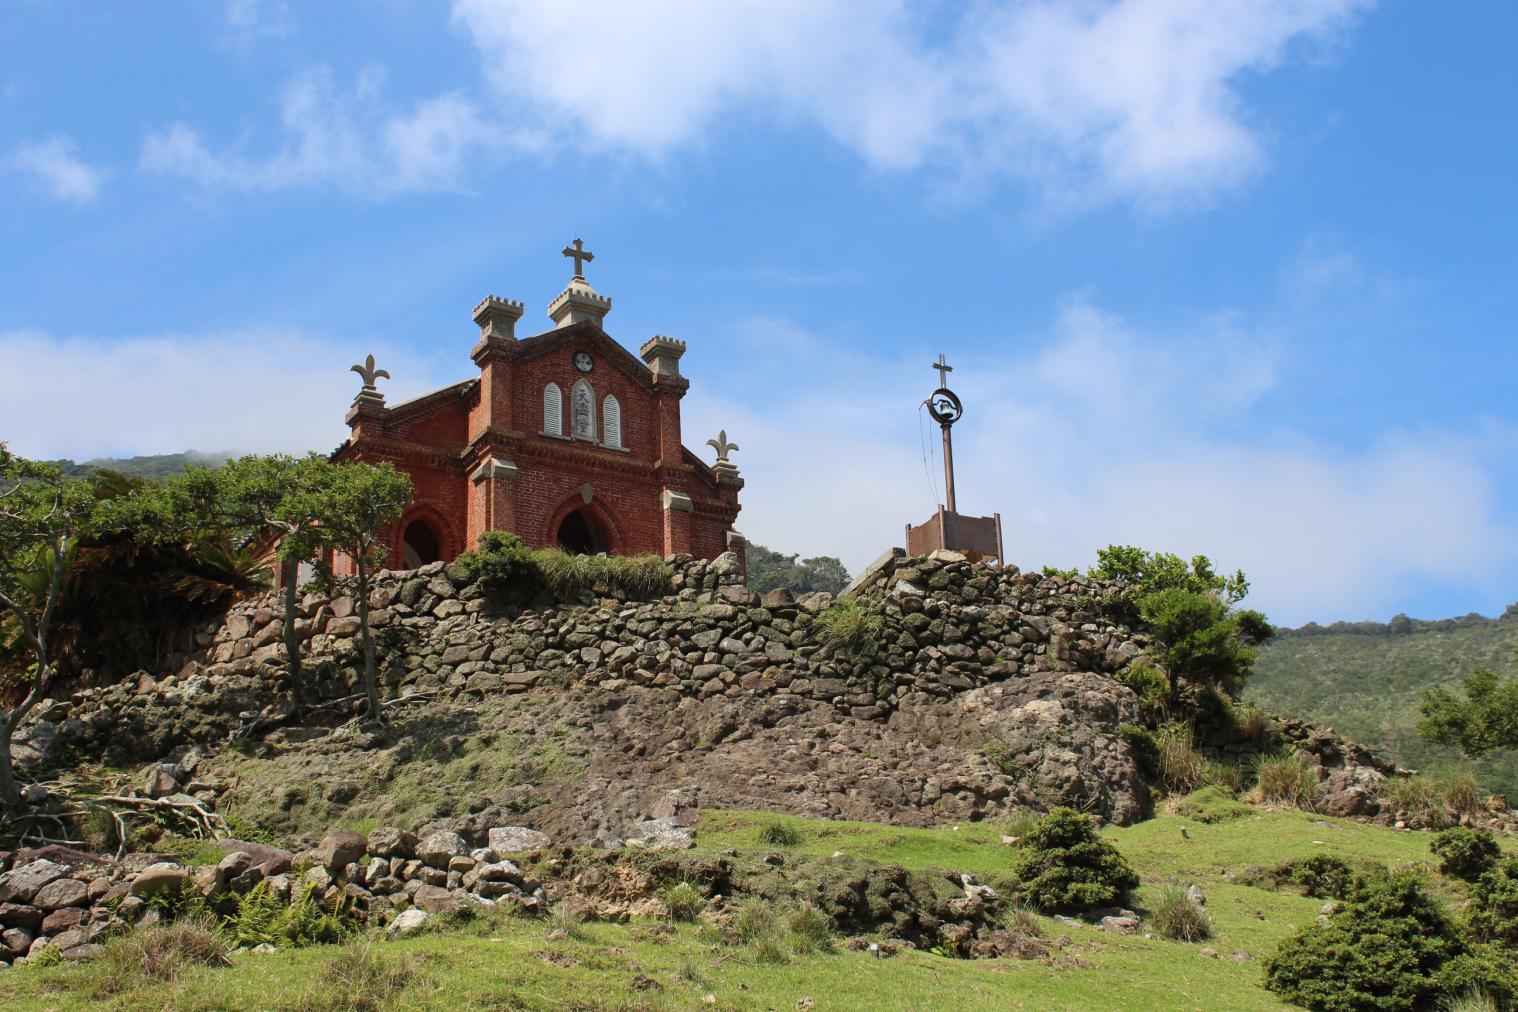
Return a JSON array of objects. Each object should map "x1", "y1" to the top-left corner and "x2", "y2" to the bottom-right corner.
[
  {"x1": 221, "y1": 0, "x2": 292, "y2": 45},
  {"x1": 685, "y1": 297, "x2": 1512, "y2": 625},
  {"x1": 0, "y1": 328, "x2": 450, "y2": 461},
  {"x1": 140, "y1": 67, "x2": 531, "y2": 196},
  {"x1": 451, "y1": 0, "x2": 1371, "y2": 206},
  {"x1": 7, "y1": 135, "x2": 104, "y2": 203}
]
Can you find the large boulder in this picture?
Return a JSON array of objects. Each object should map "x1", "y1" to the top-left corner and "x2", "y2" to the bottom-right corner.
[
  {"x1": 487, "y1": 827, "x2": 551, "y2": 853},
  {"x1": 316, "y1": 830, "x2": 367, "y2": 873},
  {"x1": 31, "y1": 878, "x2": 88, "y2": 912},
  {"x1": 130, "y1": 864, "x2": 188, "y2": 898},
  {"x1": 417, "y1": 831, "x2": 467, "y2": 869},
  {"x1": 0, "y1": 860, "x2": 70, "y2": 905},
  {"x1": 387, "y1": 908, "x2": 429, "y2": 937},
  {"x1": 366, "y1": 827, "x2": 418, "y2": 859}
]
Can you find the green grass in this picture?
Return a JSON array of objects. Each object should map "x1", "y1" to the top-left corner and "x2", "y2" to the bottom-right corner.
[{"x1": 8, "y1": 807, "x2": 1513, "y2": 1011}]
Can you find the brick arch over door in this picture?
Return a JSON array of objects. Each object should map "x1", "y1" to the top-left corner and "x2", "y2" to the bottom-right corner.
[
  {"x1": 543, "y1": 494, "x2": 625, "y2": 556},
  {"x1": 394, "y1": 504, "x2": 463, "y2": 569}
]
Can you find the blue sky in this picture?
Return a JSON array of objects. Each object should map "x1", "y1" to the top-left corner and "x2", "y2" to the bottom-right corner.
[{"x1": 2, "y1": 1, "x2": 1515, "y2": 625}]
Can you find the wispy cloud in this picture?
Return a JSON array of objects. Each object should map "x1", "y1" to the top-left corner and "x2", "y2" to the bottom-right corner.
[
  {"x1": 684, "y1": 290, "x2": 1511, "y2": 626},
  {"x1": 451, "y1": 0, "x2": 1372, "y2": 208},
  {"x1": 140, "y1": 67, "x2": 537, "y2": 197},
  {"x1": 0, "y1": 327, "x2": 449, "y2": 460},
  {"x1": 221, "y1": 0, "x2": 292, "y2": 46},
  {"x1": 7, "y1": 135, "x2": 104, "y2": 203}
]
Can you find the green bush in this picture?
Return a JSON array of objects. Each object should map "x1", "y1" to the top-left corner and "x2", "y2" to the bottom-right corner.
[
  {"x1": 1383, "y1": 774, "x2": 1461, "y2": 828},
  {"x1": 1432, "y1": 828, "x2": 1502, "y2": 883},
  {"x1": 1253, "y1": 751, "x2": 1319, "y2": 809},
  {"x1": 1116, "y1": 664, "x2": 1170, "y2": 722},
  {"x1": 1270, "y1": 854, "x2": 1364, "y2": 901},
  {"x1": 805, "y1": 599, "x2": 884, "y2": 658},
  {"x1": 456, "y1": 530, "x2": 535, "y2": 591},
  {"x1": 1150, "y1": 885, "x2": 1211, "y2": 942},
  {"x1": 1119, "y1": 723, "x2": 1161, "y2": 781},
  {"x1": 1173, "y1": 785, "x2": 1252, "y2": 824},
  {"x1": 456, "y1": 531, "x2": 673, "y2": 602},
  {"x1": 1009, "y1": 808, "x2": 1140, "y2": 914},
  {"x1": 1468, "y1": 859, "x2": 1518, "y2": 947},
  {"x1": 1203, "y1": 759, "x2": 1248, "y2": 794},
  {"x1": 1265, "y1": 871, "x2": 1466, "y2": 1011}
]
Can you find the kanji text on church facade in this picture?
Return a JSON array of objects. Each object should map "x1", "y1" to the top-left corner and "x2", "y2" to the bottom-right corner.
[{"x1": 334, "y1": 241, "x2": 744, "y2": 572}]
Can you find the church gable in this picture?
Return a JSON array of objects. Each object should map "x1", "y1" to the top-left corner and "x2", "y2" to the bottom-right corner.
[{"x1": 338, "y1": 239, "x2": 743, "y2": 572}]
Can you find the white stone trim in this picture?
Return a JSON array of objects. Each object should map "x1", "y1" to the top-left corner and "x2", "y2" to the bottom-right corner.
[
  {"x1": 470, "y1": 457, "x2": 519, "y2": 483},
  {"x1": 661, "y1": 489, "x2": 693, "y2": 512}
]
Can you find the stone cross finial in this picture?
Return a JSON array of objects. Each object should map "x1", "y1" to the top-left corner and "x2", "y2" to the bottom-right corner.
[
  {"x1": 562, "y1": 237, "x2": 594, "y2": 280},
  {"x1": 932, "y1": 353, "x2": 953, "y2": 388},
  {"x1": 706, "y1": 430, "x2": 740, "y2": 467}
]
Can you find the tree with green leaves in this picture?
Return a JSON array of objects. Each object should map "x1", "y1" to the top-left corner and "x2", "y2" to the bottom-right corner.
[
  {"x1": 1080, "y1": 545, "x2": 1270, "y2": 701},
  {"x1": 0, "y1": 446, "x2": 100, "y2": 811},
  {"x1": 744, "y1": 543, "x2": 851, "y2": 596},
  {"x1": 1419, "y1": 666, "x2": 1518, "y2": 758},
  {"x1": 212, "y1": 454, "x2": 335, "y2": 716},
  {"x1": 301, "y1": 461, "x2": 412, "y2": 723}
]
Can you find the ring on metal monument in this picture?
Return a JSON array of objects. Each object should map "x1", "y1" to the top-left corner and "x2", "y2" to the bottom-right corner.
[{"x1": 927, "y1": 387, "x2": 963, "y2": 426}]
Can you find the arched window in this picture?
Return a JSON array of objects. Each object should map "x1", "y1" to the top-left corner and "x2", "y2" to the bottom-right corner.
[
  {"x1": 602, "y1": 394, "x2": 622, "y2": 449},
  {"x1": 570, "y1": 379, "x2": 595, "y2": 440},
  {"x1": 543, "y1": 382, "x2": 563, "y2": 437}
]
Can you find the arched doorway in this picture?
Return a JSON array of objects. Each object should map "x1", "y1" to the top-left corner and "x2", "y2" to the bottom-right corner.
[
  {"x1": 401, "y1": 519, "x2": 441, "y2": 568},
  {"x1": 556, "y1": 509, "x2": 607, "y2": 555}
]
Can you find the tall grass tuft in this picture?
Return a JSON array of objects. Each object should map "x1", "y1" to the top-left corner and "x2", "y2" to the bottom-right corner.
[
  {"x1": 92, "y1": 916, "x2": 229, "y2": 996},
  {"x1": 296, "y1": 943, "x2": 422, "y2": 1012},
  {"x1": 1156, "y1": 723, "x2": 1206, "y2": 794},
  {"x1": 661, "y1": 881, "x2": 707, "y2": 922},
  {"x1": 1150, "y1": 885, "x2": 1211, "y2": 942},
  {"x1": 1382, "y1": 775, "x2": 1454, "y2": 828},
  {"x1": 757, "y1": 821, "x2": 804, "y2": 847},
  {"x1": 1253, "y1": 751, "x2": 1319, "y2": 810}
]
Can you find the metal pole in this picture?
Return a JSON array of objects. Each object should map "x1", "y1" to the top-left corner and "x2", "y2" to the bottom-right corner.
[{"x1": 941, "y1": 422, "x2": 957, "y2": 514}]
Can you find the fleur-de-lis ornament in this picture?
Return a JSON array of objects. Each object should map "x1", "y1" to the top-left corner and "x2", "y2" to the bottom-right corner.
[
  {"x1": 706, "y1": 430, "x2": 739, "y2": 465},
  {"x1": 350, "y1": 354, "x2": 390, "y2": 391}
]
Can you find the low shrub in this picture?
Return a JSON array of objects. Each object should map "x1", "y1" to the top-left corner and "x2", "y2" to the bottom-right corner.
[
  {"x1": 1467, "y1": 859, "x2": 1518, "y2": 947},
  {"x1": 1150, "y1": 885, "x2": 1211, "y2": 942},
  {"x1": 661, "y1": 881, "x2": 707, "y2": 922},
  {"x1": 1116, "y1": 663, "x2": 1170, "y2": 723},
  {"x1": 757, "y1": 821, "x2": 804, "y2": 847},
  {"x1": 785, "y1": 903, "x2": 834, "y2": 954},
  {"x1": 805, "y1": 599, "x2": 884, "y2": 658},
  {"x1": 1009, "y1": 807, "x2": 1140, "y2": 914},
  {"x1": 1432, "y1": 828, "x2": 1502, "y2": 883},
  {"x1": 1155, "y1": 723, "x2": 1206, "y2": 795},
  {"x1": 1265, "y1": 871, "x2": 1466, "y2": 1011},
  {"x1": 456, "y1": 531, "x2": 673, "y2": 602},
  {"x1": 1228, "y1": 701, "x2": 1276, "y2": 748},
  {"x1": 1253, "y1": 751, "x2": 1319, "y2": 810},
  {"x1": 1276, "y1": 854, "x2": 1362, "y2": 901},
  {"x1": 1173, "y1": 785, "x2": 1252, "y2": 824},
  {"x1": 728, "y1": 899, "x2": 835, "y2": 963},
  {"x1": 1118, "y1": 724, "x2": 1161, "y2": 781},
  {"x1": 92, "y1": 916, "x2": 229, "y2": 996}
]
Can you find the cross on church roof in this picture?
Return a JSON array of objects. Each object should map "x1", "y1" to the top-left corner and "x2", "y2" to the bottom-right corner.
[
  {"x1": 932, "y1": 353, "x2": 953, "y2": 389},
  {"x1": 562, "y1": 237, "x2": 594, "y2": 280}
]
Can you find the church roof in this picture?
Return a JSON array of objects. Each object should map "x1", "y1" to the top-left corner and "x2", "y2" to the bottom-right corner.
[{"x1": 384, "y1": 378, "x2": 478, "y2": 421}]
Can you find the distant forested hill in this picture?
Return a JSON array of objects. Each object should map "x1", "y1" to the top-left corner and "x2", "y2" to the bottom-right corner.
[
  {"x1": 1249, "y1": 609, "x2": 1518, "y2": 800},
  {"x1": 52, "y1": 451, "x2": 234, "y2": 480}
]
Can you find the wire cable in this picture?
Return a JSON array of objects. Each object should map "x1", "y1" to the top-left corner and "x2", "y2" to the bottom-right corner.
[{"x1": 918, "y1": 400, "x2": 941, "y2": 510}]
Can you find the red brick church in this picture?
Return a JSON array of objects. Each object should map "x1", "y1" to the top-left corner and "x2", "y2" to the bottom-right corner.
[{"x1": 334, "y1": 241, "x2": 744, "y2": 571}]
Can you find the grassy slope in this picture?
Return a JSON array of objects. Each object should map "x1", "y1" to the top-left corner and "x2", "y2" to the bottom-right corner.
[
  {"x1": 9, "y1": 806, "x2": 1490, "y2": 1012},
  {"x1": 1250, "y1": 622, "x2": 1518, "y2": 799}
]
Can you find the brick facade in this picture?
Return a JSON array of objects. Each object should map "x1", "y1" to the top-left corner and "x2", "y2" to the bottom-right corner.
[{"x1": 333, "y1": 286, "x2": 744, "y2": 574}]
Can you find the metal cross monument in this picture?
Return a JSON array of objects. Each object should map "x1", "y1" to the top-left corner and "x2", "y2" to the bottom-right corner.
[
  {"x1": 932, "y1": 353, "x2": 953, "y2": 389},
  {"x1": 562, "y1": 237, "x2": 594, "y2": 280}
]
